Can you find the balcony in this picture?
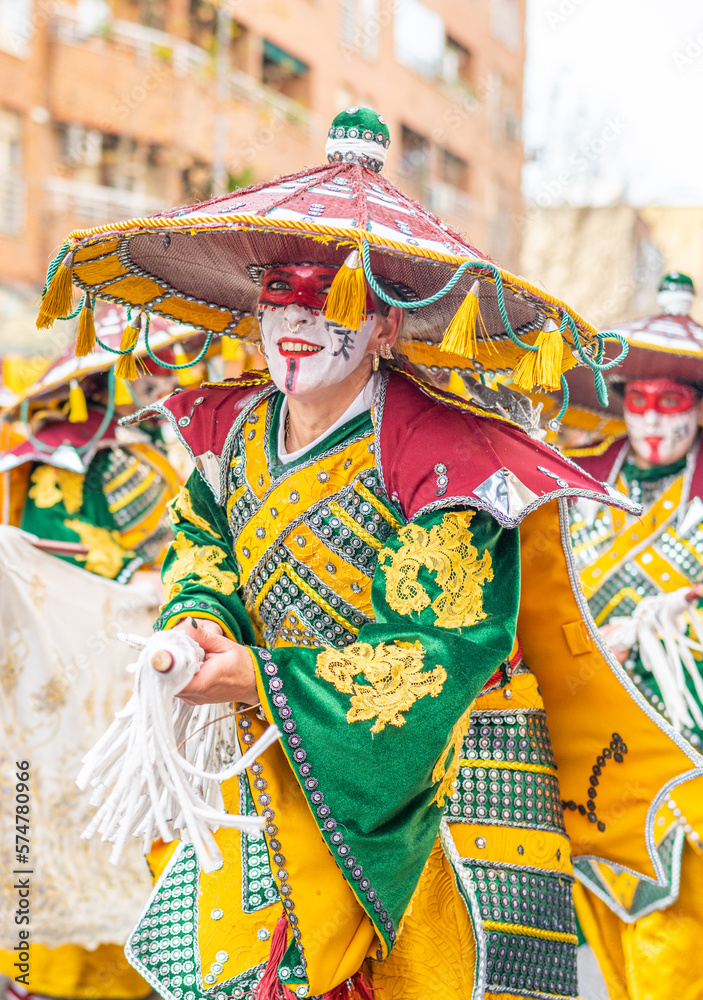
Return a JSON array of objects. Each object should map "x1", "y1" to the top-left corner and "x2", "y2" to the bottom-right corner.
[
  {"x1": 229, "y1": 69, "x2": 314, "y2": 133},
  {"x1": 44, "y1": 176, "x2": 165, "y2": 225},
  {"x1": 50, "y1": 3, "x2": 208, "y2": 76}
]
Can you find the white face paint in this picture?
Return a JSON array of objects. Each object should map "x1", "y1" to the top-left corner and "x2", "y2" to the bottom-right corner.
[
  {"x1": 258, "y1": 303, "x2": 377, "y2": 398},
  {"x1": 625, "y1": 407, "x2": 699, "y2": 466}
]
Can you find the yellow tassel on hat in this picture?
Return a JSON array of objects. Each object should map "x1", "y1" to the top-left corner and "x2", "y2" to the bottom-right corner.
[
  {"x1": 174, "y1": 343, "x2": 202, "y2": 386},
  {"x1": 114, "y1": 314, "x2": 142, "y2": 380},
  {"x1": 324, "y1": 248, "x2": 367, "y2": 331},
  {"x1": 114, "y1": 376, "x2": 133, "y2": 406},
  {"x1": 534, "y1": 318, "x2": 564, "y2": 391},
  {"x1": 512, "y1": 319, "x2": 563, "y2": 392},
  {"x1": 36, "y1": 250, "x2": 75, "y2": 327},
  {"x1": 75, "y1": 297, "x2": 96, "y2": 357},
  {"x1": 68, "y1": 378, "x2": 88, "y2": 423},
  {"x1": 441, "y1": 280, "x2": 486, "y2": 359}
]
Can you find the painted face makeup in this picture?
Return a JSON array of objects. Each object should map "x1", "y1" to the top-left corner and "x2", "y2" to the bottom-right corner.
[
  {"x1": 624, "y1": 378, "x2": 699, "y2": 466},
  {"x1": 258, "y1": 264, "x2": 378, "y2": 397}
]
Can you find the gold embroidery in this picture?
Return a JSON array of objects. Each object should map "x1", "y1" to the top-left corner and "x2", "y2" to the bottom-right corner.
[
  {"x1": 430, "y1": 703, "x2": 473, "y2": 807},
  {"x1": 63, "y1": 520, "x2": 131, "y2": 579},
  {"x1": 29, "y1": 466, "x2": 84, "y2": 514},
  {"x1": 379, "y1": 511, "x2": 493, "y2": 628},
  {"x1": 162, "y1": 531, "x2": 239, "y2": 601},
  {"x1": 0, "y1": 632, "x2": 28, "y2": 697},
  {"x1": 315, "y1": 639, "x2": 446, "y2": 733},
  {"x1": 169, "y1": 486, "x2": 221, "y2": 538},
  {"x1": 31, "y1": 673, "x2": 69, "y2": 714},
  {"x1": 29, "y1": 572, "x2": 46, "y2": 609}
]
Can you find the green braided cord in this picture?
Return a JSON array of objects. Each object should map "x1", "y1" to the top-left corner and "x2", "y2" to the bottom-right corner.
[
  {"x1": 65, "y1": 292, "x2": 86, "y2": 321},
  {"x1": 19, "y1": 369, "x2": 117, "y2": 456},
  {"x1": 41, "y1": 240, "x2": 72, "y2": 297},
  {"x1": 144, "y1": 314, "x2": 213, "y2": 369},
  {"x1": 360, "y1": 240, "x2": 487, "y2": 309},
  {"x1": 94, "y1": 304, "x2": 141, "y2": 355},
  {"x1": 361, "y1": 240, "x2": 630, "y2": 403},
  {"x1": 361, "y1": 240, "x2": 538, "y2": 353},
  {"x1": 555, "y1": 375, "x2": 570, "y2": 423}
]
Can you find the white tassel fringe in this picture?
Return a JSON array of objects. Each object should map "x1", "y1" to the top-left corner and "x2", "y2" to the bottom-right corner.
[
  {"x1": 76, "y1": 630, "x2": 281, "y2": 873},
  {"x1": 606, "y1": 588, "x2": 703, "y2": 732}
]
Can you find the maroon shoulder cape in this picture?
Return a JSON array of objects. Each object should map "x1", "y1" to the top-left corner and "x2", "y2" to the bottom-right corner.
[{"x1": 123, "y1": 370, "x2": 640, "y2": 525}]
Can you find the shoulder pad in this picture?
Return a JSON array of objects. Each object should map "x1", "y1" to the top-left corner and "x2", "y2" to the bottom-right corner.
[
  {"x1": 121, "y1": 372, "x2": 273, "y2": 498},
  {"x1": 379, "y1": 375, "x2": 640, "y2": 527}
]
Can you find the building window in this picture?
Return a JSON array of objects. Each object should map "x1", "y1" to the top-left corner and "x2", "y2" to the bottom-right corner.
[
  {"x1": 439, "y1": 148, "x2": 468, "y2": 191},
  {"x1": 262, "y1": 39, "x2": 310, "y2": 103},
  {"x1": 189, "y1": 1, "x2": 249, "y2": 70},
  {"x1": 443, "y1": 37, "x2": 472, "y2": 89},
  {"x1": 55, "y1": 125, "x2": 166, "y2": 196},
  {"x1": 394, "y1": 0, "x2": 445, "y2": 79},
  {"x1": 0, "y1": 0, "x2": 33, "y2": 58},
  {"x1": 399, "y1": 125, "x2": 431, "y2": 187},
  {"x1": 0, "y1": 107, "x2": 23, "y2": 233}
]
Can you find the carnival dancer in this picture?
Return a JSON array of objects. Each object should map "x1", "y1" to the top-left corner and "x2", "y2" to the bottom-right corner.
[
  {"x1": 0, "y1": 306, "x2": 203, "y2": 1000},
  {"x1": 563, "y1": 271, "x2": 703, "y2": 1000},
  {"x1": 37, "y1": 111, "x2": 703, "y2": 1000}
]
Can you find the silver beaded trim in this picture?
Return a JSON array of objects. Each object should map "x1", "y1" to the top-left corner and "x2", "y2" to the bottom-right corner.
[{"x1": 256, "y1": 647, "x2": 397, "y2": 947}]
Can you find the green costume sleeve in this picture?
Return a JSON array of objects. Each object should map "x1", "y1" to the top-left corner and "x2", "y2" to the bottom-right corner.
[
  {"x1": 20, "y1": 453, "x2": 137, "y2": 581},
  {"x1": 250, "y1": 506, "x2": 520, "y2": 952},
  {"x1": 159, "y1": 482, "x2": 520, "y2": 953},
  {"x1": 156, "y1": 471, "x2": 257, "y2": 644}
]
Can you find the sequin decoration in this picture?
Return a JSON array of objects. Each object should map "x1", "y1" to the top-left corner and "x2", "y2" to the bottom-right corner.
[{"x1": 125, "y1": 845, "x2": 267, "y2": 999}]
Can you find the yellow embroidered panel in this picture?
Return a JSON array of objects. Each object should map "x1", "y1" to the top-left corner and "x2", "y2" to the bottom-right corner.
[
  {"x1": 169, "y1": 486, "x2": 221, "y2": 538},
  {"x1": 315, "y1": 639, "x2": 446, "y2": 733},
  {"x1": 430, "y1": 703, "x2": 473, "y2": 807},
  {"x1": 162, "y1": 531, "x2": 239, "y2": 601},
  {"x1": 379, "y1": 511, "x2": 493, "y2": 629},
  {"x1": 29, "y1": 466, "x2": 84, "y2": 515},
  {"x1": 63, "y1": 520, "x2": 131, "y2": 579},
  {"x1": 235, "y1": 435, "x2": 377, "y2": 580}
]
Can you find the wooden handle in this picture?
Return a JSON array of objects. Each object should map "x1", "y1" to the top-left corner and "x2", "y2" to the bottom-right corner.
[
  {"x1": 30, "y1": 538, "x2": 90, "y2": 556},
  {"x1": 151, "y1": 649, "x2": 175, "y2": 673}
]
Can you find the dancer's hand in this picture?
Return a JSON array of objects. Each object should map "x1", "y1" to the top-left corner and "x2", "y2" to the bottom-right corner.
[
  {"x1": 173, "y1": 618, "x2": 258, "y2": 706},
  {"x1": 685, "y1": 584, "x2": 703, "y2": 604}
]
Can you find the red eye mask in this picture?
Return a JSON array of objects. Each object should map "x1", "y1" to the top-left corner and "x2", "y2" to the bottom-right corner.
[
  {"x1": 624, "y1": 379, "x2": 697, "y2": 415},
  {"x1": 260, "y1": 264, "x2": 375, "y2": 313}
]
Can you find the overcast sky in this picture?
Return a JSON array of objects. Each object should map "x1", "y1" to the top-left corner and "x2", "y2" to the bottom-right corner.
[{"x1": 523, "y1": 0, "x2": 703, "y2": 206}]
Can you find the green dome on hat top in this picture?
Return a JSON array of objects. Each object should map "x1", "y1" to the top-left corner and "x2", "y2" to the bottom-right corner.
[
  {"x1": 325, "y1": 106, "x2": 390, "y2": 173},
  {"x1": 659, "y1": 270, "x2": 695, "y2": 293}
]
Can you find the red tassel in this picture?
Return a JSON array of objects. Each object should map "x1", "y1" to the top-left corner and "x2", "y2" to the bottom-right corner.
[
  {"x1": 256, "y1": 911, "x2": 290, "y2": 1000},
  {"x1": 350, "y1": 970, "x2": 376, "y2": 1000}
]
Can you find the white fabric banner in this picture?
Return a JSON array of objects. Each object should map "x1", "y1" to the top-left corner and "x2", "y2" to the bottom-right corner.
[{"x1": 0, "y1": 528, "x2": 156, "y2": 949}]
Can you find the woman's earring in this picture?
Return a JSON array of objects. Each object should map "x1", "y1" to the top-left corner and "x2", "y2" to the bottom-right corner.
[
  {"x1": 256, "y1": 342, "x2": 266, "y2": 358},
  {"x1": 372, "y1": 350, "x2": 379, "y2": 371},
  {"x1": 381, "y1": 343, "x2": 393, "y2": 360}
]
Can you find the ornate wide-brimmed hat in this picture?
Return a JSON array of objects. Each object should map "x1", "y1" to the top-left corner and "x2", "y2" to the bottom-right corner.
[
  {"x1": 559, "y1": 271, "x2": 703, "y2": 419},
  {"x1": 35, "y1": 107, "x2": 623, "y2": 400},
  {"x1": 4, "y1": 302, "x2": 205, "y2": 424}
]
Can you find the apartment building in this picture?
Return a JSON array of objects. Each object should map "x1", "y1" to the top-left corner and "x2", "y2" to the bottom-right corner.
[{"x1": 0, "y1": 0, "x2": 526, "y2": 328}]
